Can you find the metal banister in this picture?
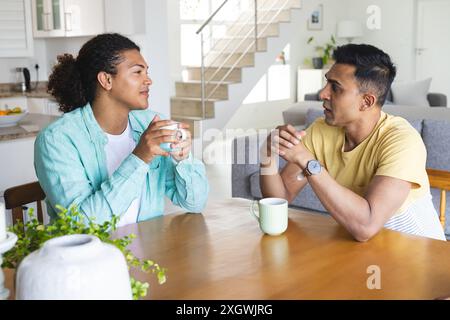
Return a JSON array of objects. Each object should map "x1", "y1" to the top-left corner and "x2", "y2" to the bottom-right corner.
[
  {"x1": 196, "y1": 0, "x2": 293, "y2": 118},
  {"x1": 196, "y1": 0, "x2": 229, "y2": 34},
  {"x1": 205, "y1": 0, "x2": 291, "y2": 101}
]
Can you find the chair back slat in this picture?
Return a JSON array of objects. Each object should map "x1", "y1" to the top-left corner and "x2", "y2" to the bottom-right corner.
[
  {"x1": 4, "y1": 181, "x2": 46, "y2": 225},
  {"x1": 427, "y1": 168, "x2": 449, "y2": 229}
]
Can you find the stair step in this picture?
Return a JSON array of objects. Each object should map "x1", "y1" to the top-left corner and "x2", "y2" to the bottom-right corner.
[
  {"x1": 170, "y1": 0, "x2": 300, "y2": 134},
  {"x1": 184, "y1": 66, "x2": 242, "y2": 82},
  {"x1": 226, "y1": 22, "x2": 279, "y2": 37},
  {"x1": 178, "y1": 80, "x2": 236, "y2": 85},
  {"x1": 212, "y1": 37, "x2": 267, "y2": 53},
  {"x1": 257, "y1": 0, "x2": 302, "y2": 10},
  {"x1": 205, "y1": 52, "x2": 254, "y2": 68},
  {"x1": 240, "y1": 9, "x2": 291, "y2": 23},
  {"x1": 239, "y1": 8, "x2": 291, "y2": 23},
  {"x1": 171, "y1": 97, "x2": 215, "y2": 119},
  {"x1": 175, "y1": 81, "x2": 231, "y2": 100},
  {"x1": 171, "y1": 97, "x2": 220, "y2": 103}
]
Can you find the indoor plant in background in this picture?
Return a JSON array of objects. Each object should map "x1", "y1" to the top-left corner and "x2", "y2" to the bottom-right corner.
[
  {"x1": 1, "y1": 205, "x2": 167, "y2": 300},
  {"x1": 307, "y1": 35, "x2": 337, "y2": 69}
]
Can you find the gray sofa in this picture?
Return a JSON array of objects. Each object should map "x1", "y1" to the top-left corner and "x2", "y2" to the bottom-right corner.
[
  {"x1": 232, "y1": 103, "x2": 450, "y2": 237},
  {"x1": 304, "y1": 91, "x2": 447, "y2": 107}
]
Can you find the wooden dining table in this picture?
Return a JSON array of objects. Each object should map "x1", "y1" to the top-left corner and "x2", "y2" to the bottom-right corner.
[{"x1": 3, "y1": 198, "x2": 450, "y2": 300}]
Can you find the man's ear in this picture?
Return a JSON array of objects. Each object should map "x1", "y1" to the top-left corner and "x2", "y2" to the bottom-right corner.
[
  {"x1": 360, "y1": 93, "x2": 377, "y2": 111},
  {"x1": 97, "y1": 71, "x2": 113, "y2": 91}
]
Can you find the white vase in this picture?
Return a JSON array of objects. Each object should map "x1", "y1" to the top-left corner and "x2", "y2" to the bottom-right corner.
[{"x1": 15, "y1": 234, "x2": 132, "y2": 300}]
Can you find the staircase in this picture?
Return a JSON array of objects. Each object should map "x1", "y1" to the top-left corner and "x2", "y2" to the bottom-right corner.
[{"x1": 171, "y1": 0, "x2": 303, "y2": 138}]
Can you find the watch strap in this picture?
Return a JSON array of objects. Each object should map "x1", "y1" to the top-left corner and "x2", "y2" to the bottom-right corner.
[{"x1": 303, "y1": 166, "x2": 313, "y2": 177}]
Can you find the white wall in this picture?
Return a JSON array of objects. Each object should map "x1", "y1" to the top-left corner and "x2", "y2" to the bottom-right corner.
[
  {"x1": 0, "y1": 35, "x2": 92, "y2": 85},
  {"x1": 141, "y1": 0, "x2": 172, "y2": 117},
  {"x1": 343, "y1": 0, "x2": 417, "y2": 82},
  {"x1": 167, "y1": 0, "x2": 182, "y2": 88},
  {"x1": 0, "y1": 39, "x2": 48, "y2": 83},
  {"x1": 45, "y1": 36, "x2": 92, "y2": 72},
  {"x1": 292, "y1": 0, "x2": 347, "y2": 69}
]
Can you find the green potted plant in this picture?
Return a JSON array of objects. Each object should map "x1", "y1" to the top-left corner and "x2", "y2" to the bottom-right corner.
[
  {"x1": 2, "y1": 205, "x2": 167, "y2": 300},
  {"x1": 307, "y1": 35, "x2": 337, "y2": 69}
]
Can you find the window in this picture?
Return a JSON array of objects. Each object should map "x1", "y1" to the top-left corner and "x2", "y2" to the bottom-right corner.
[
  {"x1": 243, "y1": 43, "x2": 291, "y2": 104},
  {"x1": 180, "y1": 0, "x2": 251, "y2": 66}
]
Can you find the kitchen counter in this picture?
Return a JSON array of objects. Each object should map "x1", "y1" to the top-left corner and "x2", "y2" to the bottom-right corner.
[
  {"x1": 0, "y1": 82, "x2": 53, "y2": 99},
  {"x1": 0, "y1": 90, "x2": 52, "y2": 99},
  {"x1": 0, "y1": 113, "x2": 59, "y2": 141}
]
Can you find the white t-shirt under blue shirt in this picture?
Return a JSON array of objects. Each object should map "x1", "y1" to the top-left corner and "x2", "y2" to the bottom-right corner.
[{"x1": 104, "y1": 121, "x2": 141, "y2": 227}]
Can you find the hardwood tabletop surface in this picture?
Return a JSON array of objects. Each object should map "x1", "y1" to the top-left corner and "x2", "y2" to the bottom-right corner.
[{"x1": 4, "y1": 198, "x2": 450, "y2": 300}]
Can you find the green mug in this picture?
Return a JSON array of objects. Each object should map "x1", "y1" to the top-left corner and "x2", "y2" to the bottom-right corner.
[{"x1": 251, "y1": 198, "x2": 288, "y2": 236}]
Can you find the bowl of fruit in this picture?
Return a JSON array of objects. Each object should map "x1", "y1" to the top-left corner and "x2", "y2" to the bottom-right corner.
[{"x1": 0, "y1": 107, "x2": 28, "y2": 128}]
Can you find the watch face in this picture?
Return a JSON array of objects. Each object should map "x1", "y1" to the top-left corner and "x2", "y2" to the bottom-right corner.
[{"x1": 308, "y1": 160, "x2": 322, "y2": 175}]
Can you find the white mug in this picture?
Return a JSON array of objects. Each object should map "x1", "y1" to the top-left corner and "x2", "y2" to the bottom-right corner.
[
  {"x1": 251, "y1": 198, "x2": 288, "y2": 236},
  {"x1": 160, "y1": 123, "x2": 187, "y2": 152}
]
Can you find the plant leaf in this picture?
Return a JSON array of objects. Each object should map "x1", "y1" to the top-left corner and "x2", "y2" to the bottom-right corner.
[{"x1": 2, "y1": 204, "x2": 167, "y2": 300}]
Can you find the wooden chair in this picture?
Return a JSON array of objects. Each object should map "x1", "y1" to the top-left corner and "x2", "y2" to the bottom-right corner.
[
  {"x1": 3, "y1": 181, "x2": 46, "y2": 225},
  {"x1": 426, "y1": 168, "x2": 450, "y2": 228}
]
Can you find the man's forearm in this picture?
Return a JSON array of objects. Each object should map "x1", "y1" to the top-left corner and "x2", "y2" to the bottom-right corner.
[{"x1": 306, "y1": 169, "x2": 374, "y2": 241}]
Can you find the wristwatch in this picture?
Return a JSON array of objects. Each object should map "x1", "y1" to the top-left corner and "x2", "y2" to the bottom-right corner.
[{"x1": 303, "y1": 159, "x2": 322, "y2": 177}]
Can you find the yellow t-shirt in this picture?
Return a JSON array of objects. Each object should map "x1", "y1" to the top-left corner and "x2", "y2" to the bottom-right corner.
[{"x1": 302, "y1": 111, "x2": 429, "y2": 214}]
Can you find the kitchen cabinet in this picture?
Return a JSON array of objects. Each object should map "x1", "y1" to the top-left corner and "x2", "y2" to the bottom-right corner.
[
  {"x1": 0, "y1": 137, "x2": 37, "y2": 196},
  {"x1": 28, "y1": 98, "x2": 62, "y2": 116},
  {"x1": 0, "y1": 134, "x2": 51, "y2": 227},
  {"x1": 0, "y1": 96, "x2": 61, "y2": 116},
  {"x1": 0, "y1": 96, "x2": 28, "y2": 111},
  {"x1": 0, "y1": 0, "x2": 34, "y2": 57},
  {"x1": 31, "y1": 0, "x2": 104, "y2": 38},
  {"x1": 0, "y1": 98, "x2": 59, "y2": 226}
]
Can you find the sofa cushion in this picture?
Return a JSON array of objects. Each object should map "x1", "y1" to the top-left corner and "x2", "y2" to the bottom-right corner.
[
  {"x1": 305, "y1": 108, "x2": 324, "y2": 127},
  {"x1": 422, "y1": 119, "x2": 450, "y2": 170},
  {"x1": 406, "y1": 119, "x2": 423, "y2": 134},
  {"x1": 290, "y1": 184, "x2": 327, "y2": 213},
  {"x1": 427, "y1": 93, "x2": 447, "y2": 107},
  {"x1": 249, "y1": 172, "x2": 263, "y2": 198},
  {"x1": 385, "y1": 89, "x2": 393, "y2": 103},
  {"x1": 391, "y1": 78, "x2": 432, "y2": 107},
  {"x1": 249, "y1": 156, "x2": 288, "y2": 198}
]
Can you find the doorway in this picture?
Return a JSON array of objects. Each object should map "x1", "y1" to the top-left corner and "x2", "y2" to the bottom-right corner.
[{"x1": 416, "y1": 0, "x2": 450, "y2": 103}]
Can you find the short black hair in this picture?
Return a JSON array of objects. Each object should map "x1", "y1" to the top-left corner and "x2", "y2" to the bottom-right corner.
[{"x1": 332, "y1": 44, "x2": 396, "y2": 106}]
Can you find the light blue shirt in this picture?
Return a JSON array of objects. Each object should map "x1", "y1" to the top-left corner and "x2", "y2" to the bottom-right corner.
[{"x1": 34, "y1": 103, "x2": 209, "y2": 224}]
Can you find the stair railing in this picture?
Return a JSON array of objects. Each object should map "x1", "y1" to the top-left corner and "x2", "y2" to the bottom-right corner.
[{"x1": 196, "y1": 0, "x2": 293, "y2": 119}]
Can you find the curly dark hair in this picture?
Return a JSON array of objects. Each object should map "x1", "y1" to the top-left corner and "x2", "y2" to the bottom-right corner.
[
  {"x1": 47, "y1": 33, "x2": 140, "y2": 113},
  {"x1": 333, "y1": 44, "x2": 397, "y2": 106}
]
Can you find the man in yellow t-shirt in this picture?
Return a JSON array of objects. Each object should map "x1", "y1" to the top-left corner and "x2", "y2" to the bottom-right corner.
[{"x1": 260, "y1": 44, "x2": 445, "y2": 241}]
